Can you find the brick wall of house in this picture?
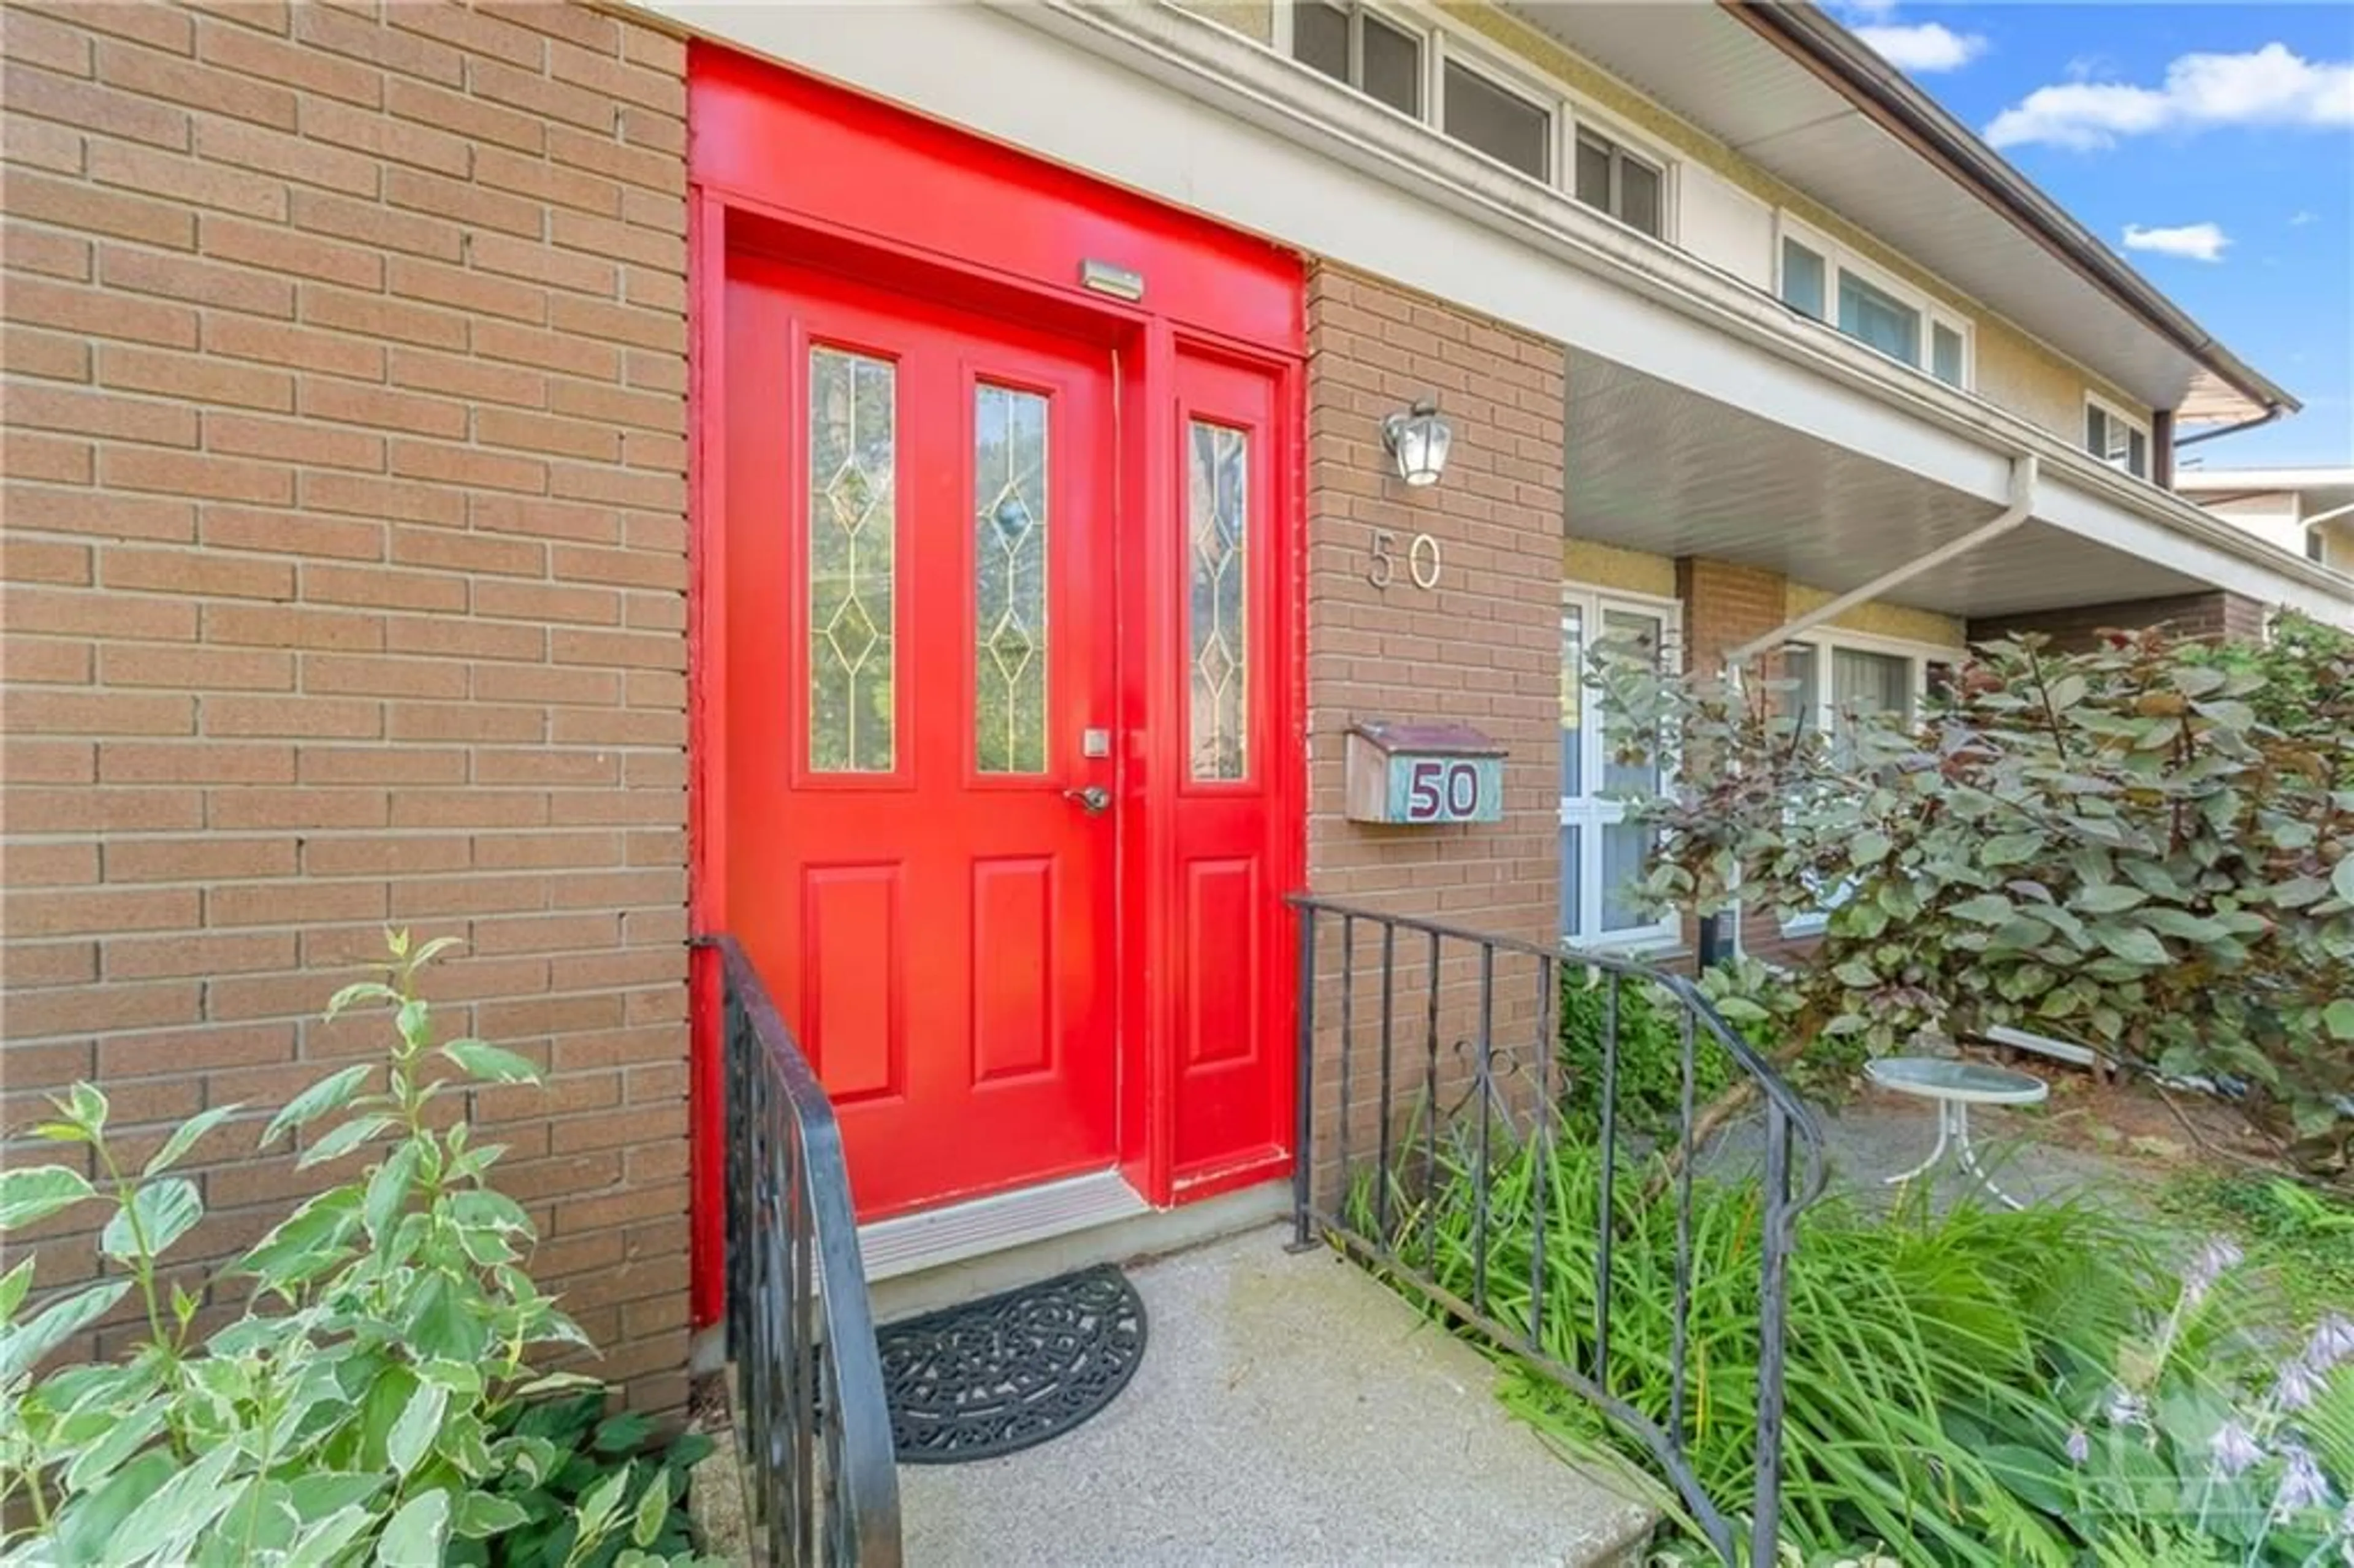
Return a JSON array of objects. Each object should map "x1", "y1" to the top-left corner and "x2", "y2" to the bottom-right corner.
[
  {"x1": 1305, "y1": 264, "x2": 1563, "y2": 930},
  {"x1": 1301, "y1": 264, "x2": 1563, "y2": 1192},
  {"x1": 1673, "y1": 557, "x2": 1819, "y2": 964},
  {"x1": 1967, "y1": 589, "x2": 2268, "y2": 652},
  {"x1": 1, "y1": 0, "x2": 693, "y2": 1413}
]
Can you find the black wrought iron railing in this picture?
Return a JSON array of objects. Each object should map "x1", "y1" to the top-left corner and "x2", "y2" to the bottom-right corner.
[
  {"x1": 709, "y1": 934, "x2": 902, "y2": 1568},
  {"x1": 1287, "y1": 897, "x2": 1828, "y2": 1567}
]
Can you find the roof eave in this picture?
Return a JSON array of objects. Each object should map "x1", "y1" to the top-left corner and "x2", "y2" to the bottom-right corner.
[{"x1": 1726, "y1": 1, "x2": 2301, "y2": 422}]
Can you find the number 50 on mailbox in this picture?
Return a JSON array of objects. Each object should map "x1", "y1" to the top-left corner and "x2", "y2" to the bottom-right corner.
[{"x1": 1343, "y1": 719, "x2": 1506, "y2": 825}]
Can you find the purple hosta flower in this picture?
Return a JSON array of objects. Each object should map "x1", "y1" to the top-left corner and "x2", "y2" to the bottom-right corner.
[
  {"x1": 2275, "y1": 1442, "x2": 2332, "y2": 1513},
  {"x1": 2182, "y1": 1236, "x2": 2245, "y2": 1306},
  {"x1": 2277, "y1": 1356, "x2": 2329, "y2": 1412},
  {"x1": 2209, "y1": 1419, "x2": 2264, "y2": 1478},
  {"x1": 2307, "y1": 1312, "x2": 2354, "y2": 1372},
  {"x1": 2105, "y1": 1388, "x2": 2151, "y2": 1429},
  {"x1": 2065, "y1": 1427, "x2": 2091, "y2": 1466}
]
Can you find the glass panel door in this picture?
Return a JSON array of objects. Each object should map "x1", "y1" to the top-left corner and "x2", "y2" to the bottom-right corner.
[
  {"x1": 1596, "y1": 607, "x2": 1664, "y2": 938},
  {"x1": 1561, "y1": 590, "x2": 1680, "y2": 948},
  {"x1": 1558, "y1": 603, "x2": 1584, "y2": 796}
]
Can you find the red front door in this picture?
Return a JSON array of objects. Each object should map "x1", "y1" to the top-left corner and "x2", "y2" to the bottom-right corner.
[{"x1": 724, "y1": 257, "x2": 1120, "y2": 1219}]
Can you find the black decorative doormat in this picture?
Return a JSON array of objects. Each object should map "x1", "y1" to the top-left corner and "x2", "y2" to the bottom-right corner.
[{"x1": 878, "y1": 1263, "x2": 1148, "y2": 1464}]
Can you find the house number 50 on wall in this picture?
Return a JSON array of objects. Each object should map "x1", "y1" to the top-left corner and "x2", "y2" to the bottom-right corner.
[{"x1": 1366, "y1": 528, "x2": 1442, "y2": 591}]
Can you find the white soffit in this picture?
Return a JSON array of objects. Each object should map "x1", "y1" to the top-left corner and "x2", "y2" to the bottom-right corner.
[
  {"x1": 1502, "y1": 2, "x2": 2225, "y2": 417},
  {"x1": 1566, "y1": 356, "x2": 2210, "y2": 618}
]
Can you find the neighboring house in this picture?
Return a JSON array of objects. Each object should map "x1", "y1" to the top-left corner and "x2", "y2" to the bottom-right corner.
[
  {"x1": 2176, "y1": 466, "x2": 2354, "y2": 576},
  {"x1": 5, "y1": 0, "x2": 2352, "y2": 1420}
]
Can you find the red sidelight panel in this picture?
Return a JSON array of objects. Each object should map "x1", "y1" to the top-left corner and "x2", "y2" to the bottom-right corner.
[
  {"x1": 687, "y1": 42, "x2": 1304, "y2": 1325},
  {"x1": 1165, "y1": 349, "x2": 1294, "y2": 1182},
  {"x1": 1183, "y1": 859, "x2": 1260, "y2": 1070}
]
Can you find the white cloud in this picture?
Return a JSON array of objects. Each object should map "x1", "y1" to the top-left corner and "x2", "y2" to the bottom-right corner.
[
  {"x1": 1855, "y1": 22, "x2": 1989, "y2": 74},
  {"x1": 2291, "y1": 210, "x2": 2319, "y2": 226},
  {"x1": 2121, "y1": 222, "x2": 2232, "y2": 262},
  {"x1": 1986, "y1": 43, "x2": 2354, "y2": 150}
]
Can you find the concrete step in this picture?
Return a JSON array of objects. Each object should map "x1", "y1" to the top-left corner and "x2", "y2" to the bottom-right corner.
[{"x1": 896, "y1": 1224, "x2": 1658, "y2": 1567}]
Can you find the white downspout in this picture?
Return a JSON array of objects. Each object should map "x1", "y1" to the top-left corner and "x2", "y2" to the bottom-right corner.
[{"x1": 1724, "y1": 453, "x2": 2040, "y2": 666}]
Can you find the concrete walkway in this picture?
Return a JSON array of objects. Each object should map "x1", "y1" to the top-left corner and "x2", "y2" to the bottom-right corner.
[{"x1": 896, "y1": 1225, "x2": 1656, "y2": 1567}]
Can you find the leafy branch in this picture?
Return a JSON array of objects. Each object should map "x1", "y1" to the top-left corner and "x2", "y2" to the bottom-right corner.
[
  {"x1": 0, "y1": 931, "x2": 720, "y2": 1568},
  {"x1": 1594, "y1": 614, "x2": 2354, "y2": 1180}
]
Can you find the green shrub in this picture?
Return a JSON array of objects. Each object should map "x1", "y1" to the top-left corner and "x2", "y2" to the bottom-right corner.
[
  {"x1": 0, "y1": 933, "x2": 718, "y2": 1568},
  {"x1": 1557, "y1": 969, "x2": 1734, "y2": 1140},
  {"x1": 1558, "y1": 957, "x2": 1848, "y2": 1143},
  {"x1": 464, "y1": 1395, "x2": 712, "y2": 1568},
  {"x1": 1369, "y1": 1130, "x2": 2353, "y2": 1564},
  {"x1": 1594, "y1": 617, "x2": 2354, "y2": 1172}
]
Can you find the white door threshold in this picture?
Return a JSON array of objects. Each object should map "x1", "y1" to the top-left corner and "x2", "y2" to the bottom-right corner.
[{"x1": 858, "y1": 1170, "x2": 1149, "y2": 1284}]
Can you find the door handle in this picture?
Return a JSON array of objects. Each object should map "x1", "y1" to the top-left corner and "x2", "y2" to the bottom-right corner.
[{"x1": 1062, "y1": 785, "x2": 1111, "y2": 815}]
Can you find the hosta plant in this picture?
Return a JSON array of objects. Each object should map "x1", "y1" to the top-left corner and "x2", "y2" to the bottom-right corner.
[
  {"x1": 0, "y1": 932, "x2": 715, "y2": 1568},
  {"x1": 1970, "y1": 1239, "x2": 2354, "y2": 1564}
]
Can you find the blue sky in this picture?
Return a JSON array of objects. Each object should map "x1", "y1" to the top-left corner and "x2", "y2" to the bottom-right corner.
[{"x1": 1839, "y1": 2, "x2": 2352, "y2": 468}]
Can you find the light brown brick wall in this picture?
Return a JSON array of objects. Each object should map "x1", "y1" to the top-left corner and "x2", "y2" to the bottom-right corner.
[
  {"x1": 1966, "y1": 590, "x2": 2268, "y2": 652},
  {"x1": 1302, "y1": 264, "x2": 1563, "y2": 1203},
  {"x1": 1675, "y1": 556, "x2": 1817, "y2": 965},
  {"x1": 1, "y1": 0, "x2": 692, "y2": 1413},
  {"x1": 1305, "y1": 264, "x2": 1563, "y2": 931}
]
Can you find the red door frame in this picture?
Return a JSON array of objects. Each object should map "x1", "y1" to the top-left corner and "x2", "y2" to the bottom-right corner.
[{"x1": 685, "y1": 47, "x2": 1306, "y2": 1325}]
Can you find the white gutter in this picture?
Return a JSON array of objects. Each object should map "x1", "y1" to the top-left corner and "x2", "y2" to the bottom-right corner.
[
  {"x1": 2174, "y1": 467, "x2": 2354, "y2": 492},
  {"x1": 1725, "y1": 455, "x2": 2040, "y2": 665},
  {"x1": 2301, "y1": 500, "x2": 2354, "y2": 531}
]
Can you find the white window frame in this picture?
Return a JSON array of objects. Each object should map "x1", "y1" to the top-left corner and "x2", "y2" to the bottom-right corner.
[
  {"x1": 1560, "y1": 582, "x2": 1684, "y2": 951},
  {"x1": 1928, "y1": 313, "x2": 1973, "y2": 391},
  {"x1": 1558, "y1": 97, "x2": 1676, "y2": 242},
  {"x1": 1569, "y1": 120, "x2": 1671, "y2": 240},
  {"x1": 1773, "y1": 213, "x2": 1973, "y2": 391},
  {"x1": 1275, "y1": 0, "x2": 1431, "y2": 119},
  {"x1": 2084, "y1": 392, "x2": 2153, "y2": 481},
  {"x1": 1270, "y1": 1, "x2": 1678, "y2": 242},
  {"x1": 1432, "y1": 34, "x2": 1558, "y2": 185},
  {"x1": 1772, "y1": 626, "x2": 1964, "y2": 937}
]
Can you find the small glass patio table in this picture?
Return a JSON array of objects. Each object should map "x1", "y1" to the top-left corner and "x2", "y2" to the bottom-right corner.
[{"x1": 1864, "y1": 1057, "x2": 2048, "y2": 1210}]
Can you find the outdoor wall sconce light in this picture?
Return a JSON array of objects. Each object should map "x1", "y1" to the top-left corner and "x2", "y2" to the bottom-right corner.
[{"x1": 1381, "y1": 398, "x2": 1453, "y2": 487}]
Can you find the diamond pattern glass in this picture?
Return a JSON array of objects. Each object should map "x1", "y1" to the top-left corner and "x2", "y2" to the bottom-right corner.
[
  {"x1": 973, "y1": 384, "x2": 1049, "y2": 775},
  {"x1": 809, "y1": 347, "x2": 897, "y2": 772},
  {"x1": 1187, "y1": 421, "x2": 1249, "y2": 781}
]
